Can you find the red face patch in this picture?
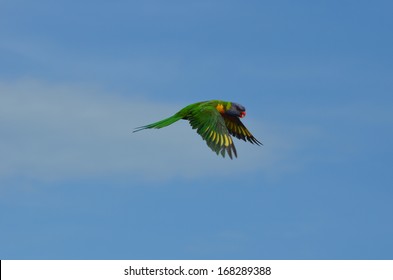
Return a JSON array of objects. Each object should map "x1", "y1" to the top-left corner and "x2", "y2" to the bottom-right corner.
[{"x1": 240, "y1": 111, "x2": 246, "y2": 118}]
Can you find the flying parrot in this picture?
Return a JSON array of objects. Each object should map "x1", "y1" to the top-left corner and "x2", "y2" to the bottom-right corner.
[{"x1": 133, "y1": 100, "x2": 262, "y2": 159}]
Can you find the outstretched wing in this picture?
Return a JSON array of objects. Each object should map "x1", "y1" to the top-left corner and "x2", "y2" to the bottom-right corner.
[
  {"x1": 223, "y1": 116, "x2": 262, "y2": 145},
  {"x1": 188, "y1": 106, "x2": 237, "y2": 159}
]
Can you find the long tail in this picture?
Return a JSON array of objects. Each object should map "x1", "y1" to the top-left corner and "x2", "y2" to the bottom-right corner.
[{"x1": 133, "y1": 115, "x2": 182, "y2": 132}]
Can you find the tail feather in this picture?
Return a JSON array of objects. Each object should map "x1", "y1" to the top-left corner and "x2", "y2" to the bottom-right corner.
[{"x1": 133, "y1": 115, "x2": 182, "y2": 132}]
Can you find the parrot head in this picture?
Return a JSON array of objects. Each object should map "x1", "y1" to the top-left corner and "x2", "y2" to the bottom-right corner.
[{"x1": 227, "y1": 102, "x2": 246, "y2": 118}]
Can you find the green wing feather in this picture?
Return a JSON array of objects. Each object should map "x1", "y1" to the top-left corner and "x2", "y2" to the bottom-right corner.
[
  {"x1": 187, "y1": 104, "x2": 237, "y2": 159},
  {"x1": 223, "y1": 116, "x2": 263, "y2": 145}
]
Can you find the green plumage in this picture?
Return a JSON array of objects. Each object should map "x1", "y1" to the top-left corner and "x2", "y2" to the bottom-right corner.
[{"x1": 133, "y1": 100, "x2": 262, "y2": 159}]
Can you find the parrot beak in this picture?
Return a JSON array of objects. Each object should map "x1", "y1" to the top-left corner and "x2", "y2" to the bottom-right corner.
[{"x1": 240, "y1": 111, "x2": 246, "y2": 118}]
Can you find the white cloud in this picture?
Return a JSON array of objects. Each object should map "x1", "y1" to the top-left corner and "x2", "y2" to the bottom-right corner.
[{"x1": 0, "y1": 80, "x2": 317, "y2": 184}]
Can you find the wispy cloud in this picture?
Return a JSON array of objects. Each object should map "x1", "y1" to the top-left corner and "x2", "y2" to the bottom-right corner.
[{"x1": 0, "y1": 80, "x2": 319, "y2": 184}]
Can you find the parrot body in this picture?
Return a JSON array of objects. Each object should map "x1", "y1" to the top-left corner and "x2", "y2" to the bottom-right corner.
[{"x1": 133, "y1": 100, "x2": 262, "y2": 159}]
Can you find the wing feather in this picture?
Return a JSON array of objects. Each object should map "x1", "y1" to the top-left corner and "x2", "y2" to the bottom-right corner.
[
  {"x1": 187, "y1": 106, "x2": 237, "y2": 159},
  {"x1": 223, "y1": 116, "x2": 263, "y2": 145}
]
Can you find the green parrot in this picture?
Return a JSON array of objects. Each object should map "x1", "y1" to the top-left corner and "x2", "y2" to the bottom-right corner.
[{"x1": 133, "y1": 100, "x2": 262, "y2": 159}]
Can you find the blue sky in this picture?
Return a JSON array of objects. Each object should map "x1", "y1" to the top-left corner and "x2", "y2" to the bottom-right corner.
[{"x1": 1, "y1": 0, "x2": 392, "y2": 259}]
